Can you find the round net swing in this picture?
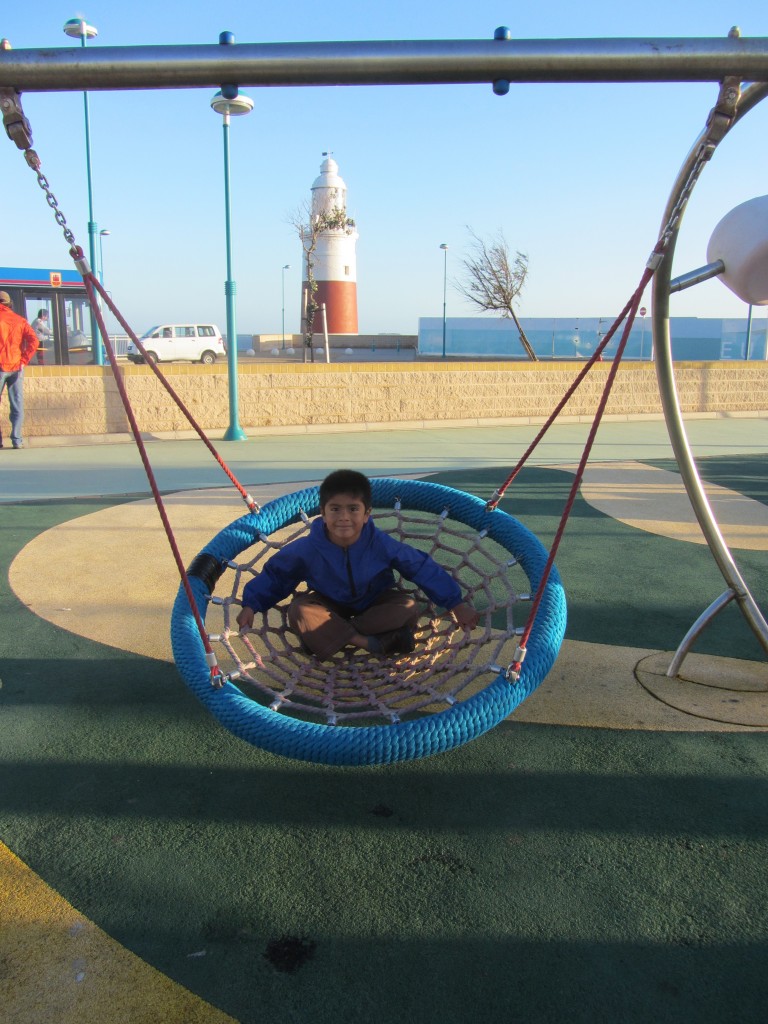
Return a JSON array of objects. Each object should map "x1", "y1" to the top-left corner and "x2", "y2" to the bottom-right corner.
[{"x1": 171, "y1": 477, "x2": 567, "y2": 766}]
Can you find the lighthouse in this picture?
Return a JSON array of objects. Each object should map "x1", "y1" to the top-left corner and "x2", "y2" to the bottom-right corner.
[{"x1": 301, "y1": 154, "x2": 359, "y2": 336}]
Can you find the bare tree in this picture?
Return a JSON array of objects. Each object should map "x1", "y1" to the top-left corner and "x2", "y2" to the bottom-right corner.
[
  {"x1": 457, "y1": 227, "x2": 538, "y2": 361},
  {"x1": 289, "y1": 194, "x2": 355, "y2": 361}
]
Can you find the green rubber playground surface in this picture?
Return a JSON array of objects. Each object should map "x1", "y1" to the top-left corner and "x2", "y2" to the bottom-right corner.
[{"x1": 2, "y1": 456, "x2": 768, "y2": 1023}]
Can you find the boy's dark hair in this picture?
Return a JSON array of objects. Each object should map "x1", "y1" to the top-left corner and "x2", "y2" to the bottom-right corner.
[{"x1": 320, "y1": 469, "x2": 372, "y2": 509}]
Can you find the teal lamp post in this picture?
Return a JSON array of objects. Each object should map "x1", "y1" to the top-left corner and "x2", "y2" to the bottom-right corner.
[
  {"x1": 281, "y1": 264, "x2": 290, "y2": 349},
  {"x1": 63, "y1": 17, "x2": 103, "y2": 366},
  {"x1": 439, "y1": 243, "x2": 449, "y2": 358},
  {"x1": 210, "y1": 45, "x2": 253, "y2": 441}
]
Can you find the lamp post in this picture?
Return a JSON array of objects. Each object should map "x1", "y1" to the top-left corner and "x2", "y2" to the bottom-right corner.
[
  {"x1": 639, "y1": 306, "x2": 647, "y2": 360},
  {"x1": 210, "y1": 36, "x2": 253, "y2": 441},
  {"x1": 439, "y1": 243, "x2": 448, "y2": 358},
  {"x1": 745, "y1": 303, "x2": 754, "y2": 360},
  {"x1": 281, "y1": 264, "x2": 290, "y2": 349},
  {"x1": 63, "y1": 17, "x2": 102, "y2": 366},
  {"x1": 99, "y1": 229, "x2": 110, "y2": 285}
]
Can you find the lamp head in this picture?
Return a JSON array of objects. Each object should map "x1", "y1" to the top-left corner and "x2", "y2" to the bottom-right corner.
[
  {"x1": 210, "y1": 91, "x2": 254, "y2": 117},
  {"x1": 63, "y1": 18, "x2": 97, "y2": 40}
]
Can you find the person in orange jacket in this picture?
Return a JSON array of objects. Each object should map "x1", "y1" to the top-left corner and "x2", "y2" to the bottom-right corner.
[{"x1": 0, "y1": 291, "x2": 39, "y2": 449}]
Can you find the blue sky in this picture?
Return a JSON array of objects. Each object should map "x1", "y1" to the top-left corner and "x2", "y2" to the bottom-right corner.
[{"x1": 1, "y1": 1, "x2": 767, "y2": 337}]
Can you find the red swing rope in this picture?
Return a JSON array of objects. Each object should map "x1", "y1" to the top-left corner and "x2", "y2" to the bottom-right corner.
[
  {"x1": 506, "y1": 277, "x2": 650, "y2": 679},
  {"x1": 74, "y1": 266, "x2": 225, "y2": 682},
  {"x1": 3, "y1": 73, "x2": 742, "y2": 688},
  {"x1": 85, "y1": 272, "x2": 259, "y2": 513},
  {"x1": 485, "y1": 287, "x2": 642, "y2": 512},
  {"x1": 500, "y1": 74, "x2": 742, "y2": 681},
  {"x1": 1, "y1": 88, "x2": 258, "y2": 683}
]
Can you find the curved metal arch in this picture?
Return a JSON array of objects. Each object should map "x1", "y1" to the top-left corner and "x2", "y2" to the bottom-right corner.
[{"x1": 651, "y1": 81, "x2": 768, "y2": 675}]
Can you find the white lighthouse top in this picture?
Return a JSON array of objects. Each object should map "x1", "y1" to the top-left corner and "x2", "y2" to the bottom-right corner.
[
  {"x1": 311, "y1": 154, "x2": 347, "y2": 194},
  {"x1": 310, "y1": 153, "x2": 350, "y2": 220}
]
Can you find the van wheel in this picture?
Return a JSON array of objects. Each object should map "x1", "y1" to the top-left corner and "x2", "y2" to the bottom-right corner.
[
  {"x1": 200, "y1": 350, "x2": 216, "y2": 365},
  {"x1": 144, "y1": 351, "x2": 158, "y2": 364}
]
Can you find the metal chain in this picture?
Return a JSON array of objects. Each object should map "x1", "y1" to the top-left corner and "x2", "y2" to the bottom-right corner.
[
  {"x1": 1, "y1": 81, "x2": 82, "y2": 260},
  {"x1": 32, "y1": 166, "x2": 79, "y2": 252},
  {"x1": 648, "y1": 66, "x2": 742, "y2": 269}
]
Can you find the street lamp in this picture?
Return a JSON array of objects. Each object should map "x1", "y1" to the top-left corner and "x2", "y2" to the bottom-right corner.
[
  {"x1": 63, "y1": 17, "x2": 102, "y2": 366},
  {"x1": 439, "y1": 243, "x2": 449, "y2": 358},
  {"x1": 281, "y1": 264, "x2": 290, "y2": 349},
  {"x1": 99, "y1": 229, "x2": 110, "y2": 286},
  {"x1": 639, "y1": 306, "x2": 647, "y2": 360},
  {"x1": 210, "y1": 34, "x2": 253, "y2": 442},
  {"x1": 745, "y1": 303, "x2": 754, "y2": 359}
]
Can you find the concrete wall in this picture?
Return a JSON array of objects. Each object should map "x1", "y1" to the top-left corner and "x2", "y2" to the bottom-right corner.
[{"x1": 17, "y1": 360, "x2": 768, "y2": 443}]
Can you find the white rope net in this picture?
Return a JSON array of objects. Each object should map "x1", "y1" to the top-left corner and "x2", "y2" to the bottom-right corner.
[{"x1": 205, "y1": 502, "x2": 530, "y2": 725}]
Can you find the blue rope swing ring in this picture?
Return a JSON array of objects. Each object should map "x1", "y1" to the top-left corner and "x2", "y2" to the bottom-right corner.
[{"x1": 171, "y1": 478, "x2": 567, "y2": 765}]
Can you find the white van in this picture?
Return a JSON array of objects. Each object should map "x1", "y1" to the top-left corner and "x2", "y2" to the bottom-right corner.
[{"x1": 126, "y1": 324, "x2": 225, "y2": 365}]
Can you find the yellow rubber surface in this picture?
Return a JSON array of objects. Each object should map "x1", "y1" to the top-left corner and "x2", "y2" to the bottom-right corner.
[{"x1": 0, "y1": 842, "x2": 237, "y2": 1024}]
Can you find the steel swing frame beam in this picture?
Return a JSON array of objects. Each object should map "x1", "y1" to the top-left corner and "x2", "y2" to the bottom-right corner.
[{"x1": 1, "y1": 35, "x2": 768, "y2": 91}]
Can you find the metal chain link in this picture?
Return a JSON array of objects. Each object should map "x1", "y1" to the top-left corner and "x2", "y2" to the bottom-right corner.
[
  {"x1": 32, "y1": 167, "x2": 79, "y2": 251},
  {"x1": 648, "y1": 68, "x2": 742, "y2": 269},
  {"x1": 1, "y1": 83, "x2": 82, "y2": 259}
]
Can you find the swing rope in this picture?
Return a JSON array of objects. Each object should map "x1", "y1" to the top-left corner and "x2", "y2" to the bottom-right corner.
[
  {"x1": 507, "y1": 279, "x2": 648, "y2": 677},
  {"x1": 75, "y1": 270, "x2": 224, "y2": 681},
  {"x1": 489, "y1": 74, "x2": 742, "y2": 679},
  {"x1": 86, "y1": 271, "x2": 260, "y2": 512},
  {"x1": 1, "y1": 84, "x2": 272, "y2": 684}
]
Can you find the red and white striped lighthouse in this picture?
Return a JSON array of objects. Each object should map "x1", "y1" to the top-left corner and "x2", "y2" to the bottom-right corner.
[{"x1": 301, "y1": 154, "x2": 359, "y2": 335}]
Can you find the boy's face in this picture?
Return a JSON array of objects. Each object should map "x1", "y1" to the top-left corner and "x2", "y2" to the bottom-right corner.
[{"x1": 321, "y1": 492, "x2": 370, "y2": 547}]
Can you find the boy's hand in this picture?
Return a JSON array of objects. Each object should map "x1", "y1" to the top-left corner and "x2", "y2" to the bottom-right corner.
[
  {"x1": 236, "y1": 606, "x2": 255, "y2": 631},
  {"x1": 452, "y1": 601, "x2": 480, "y2": 629}
]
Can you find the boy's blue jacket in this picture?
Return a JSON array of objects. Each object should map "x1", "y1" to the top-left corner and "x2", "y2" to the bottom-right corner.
[{"x1": 241, "y1": 517, "x2": 463, "y2": 614}]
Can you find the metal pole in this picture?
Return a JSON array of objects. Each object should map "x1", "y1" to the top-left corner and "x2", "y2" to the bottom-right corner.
[
  {"x1": 99, "y1": 229, "x2": 110, "y2": 285},
  {"x1": 63, "y1": 19, "x2": 103, "y2": 365},
  {"x1": 321, "y1": 303, "x2": 330, "y2": 363},
  {"x1": 745, "y1": 303, "x2": 754, "y2": 359},
  {"x1": 4, "y1": 38, "x2": 768, "y2": 91},
  {"x1": 281, "y1": 263, "x2": 290, "y2": 349},
  {"x1": 639, "y1": 307, "x2": 646, "y2": 360},
  {"x1": 220, "y1": 110, "x2": 246, "y2": 441},
  {"x1": 668, "y1": 260, "x2": 725, "y2": 292},
  {"x1": 440, "y1": 242, "x2": 448, "y2": 358},
  {"x1": 82, "y1": 83, "x2": 101, "y2": 363},
  {"x1": 210, "y1": 35, "x2": 252, "y2": 442}
]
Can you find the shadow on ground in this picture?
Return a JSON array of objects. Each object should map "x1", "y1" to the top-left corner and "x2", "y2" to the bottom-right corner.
[{"x1": 2, "y1": 470, "x2": 768, "y2": 1023}]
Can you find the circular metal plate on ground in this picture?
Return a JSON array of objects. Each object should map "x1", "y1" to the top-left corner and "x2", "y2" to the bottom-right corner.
[{"x1": 636, "y1": 651, "x2": 768, "y2": 726}]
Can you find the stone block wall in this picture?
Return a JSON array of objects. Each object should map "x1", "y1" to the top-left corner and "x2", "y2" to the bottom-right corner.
[{"x1": 17, "y1": 360, "x2": 768, "y2": 442}]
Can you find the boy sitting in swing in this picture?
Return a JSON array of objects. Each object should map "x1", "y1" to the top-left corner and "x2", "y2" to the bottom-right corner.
[{"x1": 236, "y1": 469, "x2": 479, "y2": 659}]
